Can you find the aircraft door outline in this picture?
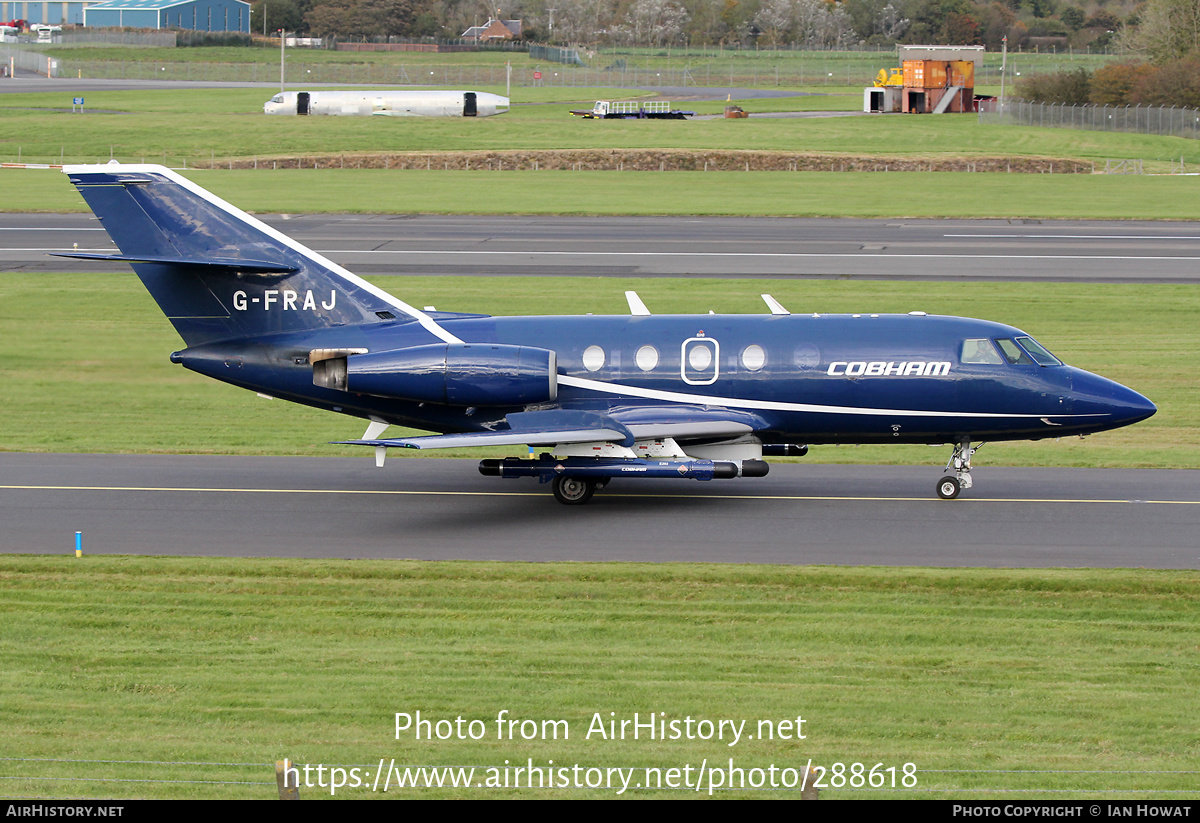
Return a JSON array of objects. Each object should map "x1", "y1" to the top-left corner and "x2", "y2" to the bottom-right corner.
[{"x1": 681, "y1": 336, "x2": 719, "y2": 385}]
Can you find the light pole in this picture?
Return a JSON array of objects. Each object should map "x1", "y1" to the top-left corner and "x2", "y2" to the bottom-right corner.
[
  {"x1": 998, "y1": 36, "x2": 1007, "y2": 116},
  {"x1": 279, "y1": 28, "x2": 286, "y2": 92}
]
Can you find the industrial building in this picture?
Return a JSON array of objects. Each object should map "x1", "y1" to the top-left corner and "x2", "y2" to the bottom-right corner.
[
  {"x1": 865, "y1": 45, "x2": 985, "y2": 114},
  {"x1": 83, "y1": 0, "x2": 251, "y2": 31},
  {"x1": 1, "y1": 1, "x2": 97, "y2": 25},
  {"x1": 2, "y1": 0, "x2": 249, "y2": 28}
]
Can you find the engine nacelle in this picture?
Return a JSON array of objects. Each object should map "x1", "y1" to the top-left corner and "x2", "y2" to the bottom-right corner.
[{"x1": 320, "y1": 343, "x2": 558, "y2": 406}]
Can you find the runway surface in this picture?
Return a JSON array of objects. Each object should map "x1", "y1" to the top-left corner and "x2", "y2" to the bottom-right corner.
[
  {"x1": 5, "y1": 213, "x2": 1200, "y2": 282},
  {"x1": 2, "y1": 453, "x2": 1197, "y2": 568}
]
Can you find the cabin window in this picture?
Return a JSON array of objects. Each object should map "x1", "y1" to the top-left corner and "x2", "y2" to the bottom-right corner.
[
  {"x1": 635, "y1": 345, "x2": 658, "y2": 371},
  {"x1": 1014, "y1": 336, "x2": 1062, "y2": 366},
  {"x1": 995, "y1": 338, "x2": 1035, "y2": 365},
  {"x1": 582, "y1": 345, "x2": 605, "y2": 372},
  {"x1": 961, "y1": 338, "x2": 1003, "y2": 365},
  {"x1": 741, "y1": 344, "x2": 766, "y2": 371},
  {"x1": 793, "y1": 343, "x2": 820, "y2": 369}
]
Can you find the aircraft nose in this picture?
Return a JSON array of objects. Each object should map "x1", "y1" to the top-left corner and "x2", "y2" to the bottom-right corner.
[{"x1": 1071, "y1": 369, "x2": 1156, "y2": 428}]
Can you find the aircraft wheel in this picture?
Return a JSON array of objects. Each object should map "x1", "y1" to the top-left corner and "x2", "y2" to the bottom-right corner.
[
  {"x1": 937, "y1": 476, "x2": 961, "y2": 500},
  {"x1": 552, "y1": 476, "x2": 596, "y2": 505}
]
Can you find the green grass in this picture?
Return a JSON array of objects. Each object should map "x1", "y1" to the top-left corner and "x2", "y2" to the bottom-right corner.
[
  {"x1": 0, "y1": 274, "x2": 1185, "y2": 468},
  {"x1": 1, "y1": 557, "x2": 1197, "y2": 799},
  {"x1": 10, "y1": 166, "x2": 1200, "y2": 221},
  {"x1": 3, "y1": 86, "x2": 1198, "y2": 170}
]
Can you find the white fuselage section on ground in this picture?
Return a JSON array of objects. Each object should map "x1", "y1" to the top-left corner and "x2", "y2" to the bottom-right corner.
[{"x1": 263, "y1": 90, "x2": 509, "y2": 117}]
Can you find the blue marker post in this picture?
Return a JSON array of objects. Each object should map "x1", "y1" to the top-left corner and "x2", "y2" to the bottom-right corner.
[{"x1": 75, "y1": 531, "x2": 81, "y2": 558}]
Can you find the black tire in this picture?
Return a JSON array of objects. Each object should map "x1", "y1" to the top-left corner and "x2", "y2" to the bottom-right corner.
[
  {"x1": 552, "y1": 475, "x2": 596, "y2": 505},
  {"x1": 937, "y1": 476, "x2": 961, "y2": 500}
]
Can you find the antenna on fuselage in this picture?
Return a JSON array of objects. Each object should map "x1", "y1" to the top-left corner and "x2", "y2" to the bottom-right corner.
[
  {"x1": 761, "y1": 294, "x2": 790, "y2": 315},
  {"x1": 625, "y1": 291, "x2": 651, "y2": 316}
]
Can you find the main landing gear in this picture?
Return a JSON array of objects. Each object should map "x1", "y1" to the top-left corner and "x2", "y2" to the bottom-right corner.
[
  {"x1": 937, "y1": 438, "x2": 978, "y2": 500},
  {"x1": 552, "y1": 475, "x2": 597, "y2": 505}
]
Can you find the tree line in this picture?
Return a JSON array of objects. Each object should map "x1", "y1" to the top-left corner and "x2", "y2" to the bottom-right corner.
[
  {"x1": 251, "y1": 0, "x2": 1198, "y2": 83},
  {"x1": 253, "y1": 0, "x2": 1125, "y2": 48}
]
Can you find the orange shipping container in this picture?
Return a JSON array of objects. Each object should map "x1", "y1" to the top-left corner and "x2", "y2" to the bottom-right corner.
[
  {"x1": 926, "y1": 61, "x2": 948, "y2": 88},
  {"x1": 903, "y1": 60, "x2": 959, "y2": 89},
  {"x1": 950, "y1": 60, "x2": 975, "y2": 88},
  {"x1": 902, "y1": 60, "x2": 924, "y2": 88}
]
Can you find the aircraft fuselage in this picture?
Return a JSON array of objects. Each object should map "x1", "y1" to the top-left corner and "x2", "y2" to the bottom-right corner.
[{"x1": 172, "y1": 311, "x2": 1154, "y2": 447}]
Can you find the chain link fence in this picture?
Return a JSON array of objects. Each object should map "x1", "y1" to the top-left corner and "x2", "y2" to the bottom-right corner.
[
  {"x1": 47, "y1": 60, "x2": 889, "y2": 87},
  {"x1": 982, "y1": 98, "x2": 1200, "y2": 140},
  {"x1": 47, "y1": 56, "x2": 1117, "y2": 89},
  {"x1": 1, "y1": 46, "x2": 60, "y2": 76}
]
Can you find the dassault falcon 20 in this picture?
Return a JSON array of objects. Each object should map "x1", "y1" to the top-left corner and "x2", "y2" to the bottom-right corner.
[{"x1": 55, "y1": 164, "x2": 1156, "y2": 504}]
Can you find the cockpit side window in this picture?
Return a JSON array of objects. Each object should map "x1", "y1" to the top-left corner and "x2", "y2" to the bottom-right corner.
[
  {"x1": 961, "y1": 338, "x2": 1003, "y2": 365},
  {"x1": 1014, "y1": 336, "x2": 1062, "y2": 366},
  {"x1": 995, "y1": 338, "x2": 1035, "y2": 365}
]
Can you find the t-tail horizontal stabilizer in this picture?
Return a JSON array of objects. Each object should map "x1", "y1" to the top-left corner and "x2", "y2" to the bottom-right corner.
[{"x1": 60, "y1": 164, "x2": 460, "y2": 348}]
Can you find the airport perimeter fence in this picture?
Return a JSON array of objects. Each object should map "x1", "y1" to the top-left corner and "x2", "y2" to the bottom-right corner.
[
  {"x1": 56, "y1": 31, "x2": 179, "y2": 47},
  {"x1": 45, "y1": 59, "x2": 874, "y2": 86},
  {"x1": 0, "y1": 46, "x2": 57, "y2": 76},
  {"x1": 43, "y1": 57, "x2": 1111, "y2": 89},
  {"x1": 981, "y1": 99, "x2": 1200, "y2": 140}
]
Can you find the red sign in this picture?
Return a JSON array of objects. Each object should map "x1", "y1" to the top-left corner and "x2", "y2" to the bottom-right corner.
[{"x1": 533, "y1": 71, "x2": 542, "y2": 80}]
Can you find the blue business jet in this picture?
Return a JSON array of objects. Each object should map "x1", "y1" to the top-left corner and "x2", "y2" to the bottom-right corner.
[{"x1": 56, "y1": 164, "x2": 1156, "y2": 504}]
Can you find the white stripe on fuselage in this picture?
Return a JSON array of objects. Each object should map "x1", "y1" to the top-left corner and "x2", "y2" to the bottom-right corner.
[{"x1": 556, "y1": 375, "x2": 1102, "y2": 419}]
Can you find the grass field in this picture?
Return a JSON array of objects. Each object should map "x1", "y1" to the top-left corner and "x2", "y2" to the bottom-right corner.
[
  {"x1": 2, "y1": 557, "x2": 1197, "y2": 799},
  {"x1": 4, "y1": 83, "x2": 1199, "y2": 173},
  {"x1": 4, "y1": 82, "x2": 1199, "y2": 220},
  {"x1": 10, "y1": 166, "x2": 1200, "y2": 220}
]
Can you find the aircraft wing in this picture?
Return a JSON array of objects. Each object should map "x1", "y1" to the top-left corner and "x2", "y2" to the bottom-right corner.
[
  {"x1": 339, "y1": 407, "x2": 765, "y2": 450},
  {"x1": 339, "y1": 409, "x2": 633, "y2": 450}
]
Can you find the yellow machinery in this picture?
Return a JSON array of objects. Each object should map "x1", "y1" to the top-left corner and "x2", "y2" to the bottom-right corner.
[{"x1": 874, "y1": 68, "x2": 904, "y2": 87}]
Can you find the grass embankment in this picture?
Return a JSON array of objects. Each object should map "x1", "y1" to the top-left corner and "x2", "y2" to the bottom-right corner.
[
  {"x1": 10, "y1": 165, "x2": 1200, "y2": 220},
  {"x1": 1, "y1": 557, "x2": 1197, "y2": 799},
  {"x1": 0, "y1": 274, "x2": 1186, "y2": 468}
]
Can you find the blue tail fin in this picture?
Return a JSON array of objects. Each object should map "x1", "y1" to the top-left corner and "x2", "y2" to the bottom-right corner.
[{"x1": 58, "y1": 164, "x2": 459, "y2": 347}]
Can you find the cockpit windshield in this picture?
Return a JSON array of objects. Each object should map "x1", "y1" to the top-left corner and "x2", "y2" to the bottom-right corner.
[
  {"x1": 995, "y1": 338, "x2": 1034, "y2": 365},
  {"x1": 1014, "y1": 336, "x2": 1062, "y2": 366},
  {"x1": 270, "y1": 94, "x2": 284, "y2": 104},
  {"x1": 961, "y1": 336, "x2": 1063, "y2": 367}
]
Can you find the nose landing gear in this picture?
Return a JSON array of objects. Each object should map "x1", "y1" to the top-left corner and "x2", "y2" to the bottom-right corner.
[{"x1": 937, "y1": 439, "x2": 979, "y2": 500}]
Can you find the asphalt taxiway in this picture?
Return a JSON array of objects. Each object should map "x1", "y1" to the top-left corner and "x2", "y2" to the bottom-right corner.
[
  {"x1": 5, "y1": 213, "x2": 1200, "y2": 282},
  {"x1": 2, "y1": 454, "x2": 1197, "y2": 567}
]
